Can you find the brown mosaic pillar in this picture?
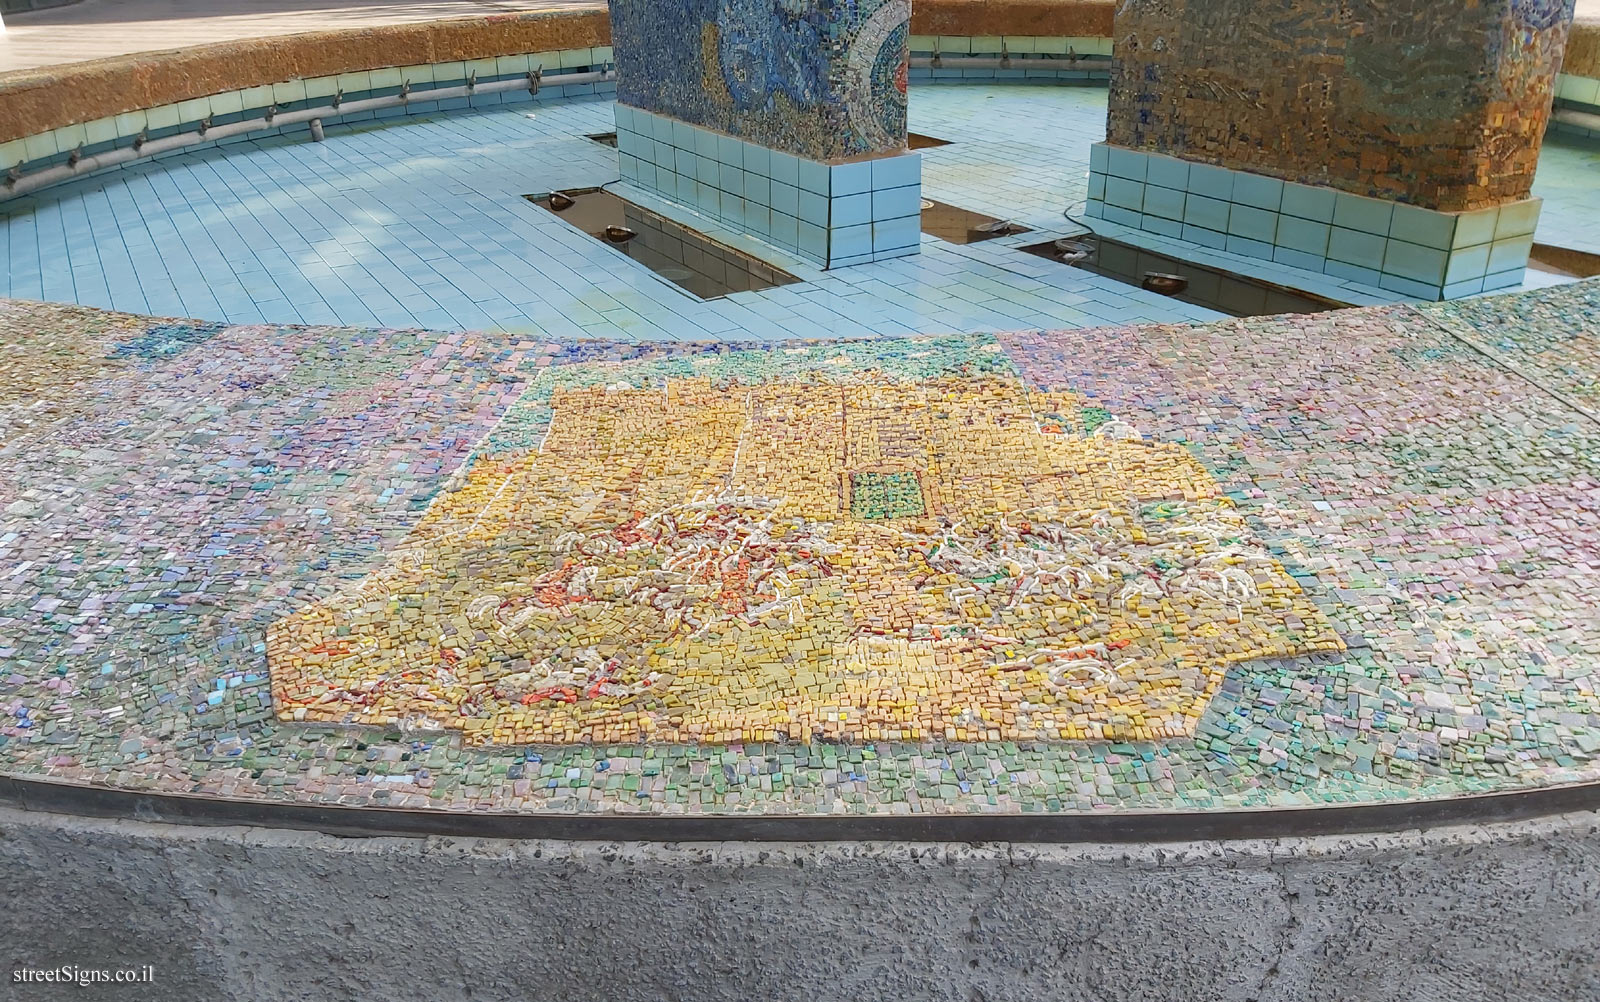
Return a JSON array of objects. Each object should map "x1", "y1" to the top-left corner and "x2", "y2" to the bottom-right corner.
[{"x1": 1087, "y1": 0, "x2": 1579, "y2": 300}]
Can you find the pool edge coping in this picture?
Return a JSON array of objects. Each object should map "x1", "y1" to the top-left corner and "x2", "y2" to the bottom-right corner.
[{"x1": 4, "y1": 771, "x2": 1598, "y2": 842}]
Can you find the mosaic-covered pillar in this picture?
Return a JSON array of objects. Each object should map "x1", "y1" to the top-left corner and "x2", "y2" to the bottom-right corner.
[
  {"x1": 608, "y1": 0, "x2": 920, "y2": 269},
  {"x1": 1088, "y1": 0, "x2": 1578, "y2": 300}
]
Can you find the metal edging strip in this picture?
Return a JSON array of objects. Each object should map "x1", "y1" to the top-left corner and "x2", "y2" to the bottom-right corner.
[{"x1": 2, "y1": 773, "x2": 1598, "y2": 843}]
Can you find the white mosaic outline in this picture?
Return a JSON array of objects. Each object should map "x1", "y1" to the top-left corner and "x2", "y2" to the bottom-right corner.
[{"x1": 844, "y1": 0, "x2": 911, "y2": 150}]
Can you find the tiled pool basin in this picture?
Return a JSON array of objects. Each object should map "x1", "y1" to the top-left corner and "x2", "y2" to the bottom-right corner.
[{"x1": 1, "y1": 75, "x2": 1599, "y2": 825}]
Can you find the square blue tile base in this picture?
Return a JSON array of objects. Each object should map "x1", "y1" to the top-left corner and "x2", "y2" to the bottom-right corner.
[
  {"x1": 1085, "y1": 142, "x2": 1541, "y2": 301},
  {"x1": 616, "y1": 103, "x2": 921, "y2": 269}
]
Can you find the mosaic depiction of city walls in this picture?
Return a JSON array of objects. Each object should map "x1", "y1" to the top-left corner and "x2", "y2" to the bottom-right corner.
[
  {"x1": 268, "y1": 341, "x2": 1343, "y2": 745},
  {"x1": 1108, "y1": 0, "x2": 1577, "y2": 211},
  {"x1": 608, "y1": 0, "x2": 911, "y2": 161},
  {"x1": 3, "y1": 283, "x2": 1600, "y2": 813}
]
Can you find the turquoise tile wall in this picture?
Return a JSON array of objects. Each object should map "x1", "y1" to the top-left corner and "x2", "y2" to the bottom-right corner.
[
  {"x1": 1555, "y1": 73, "x2": 1600, "y2": 110},
  {"x1": 905, "y1": 33, "x2": 1114, "y2": 84},
  {"x1": 1085, "y1": 143, "x2": 1543, "y2": 301},
  {"x1": 619, "y1": 105, "x2": 921, "y2": 269}
]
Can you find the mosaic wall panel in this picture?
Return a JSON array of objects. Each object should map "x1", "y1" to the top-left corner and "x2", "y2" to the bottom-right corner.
[
  {"x1": 6, "y1": 284, "x2": 1600, "y2": 815},
  {"x1": 268, "y1": 343, "x2": 1341, "y2": 744},
  {"x1": 1107, "y1": 0, "x2": 1578, "y2": 212},
  {"x1": 608, "y1": 0, "x2": 911, "y2": 162}
]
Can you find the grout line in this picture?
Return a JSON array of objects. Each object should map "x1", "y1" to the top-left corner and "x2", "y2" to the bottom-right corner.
[{"x1": 1405, "y1": 303, "x2": 1600, "y2": 428}]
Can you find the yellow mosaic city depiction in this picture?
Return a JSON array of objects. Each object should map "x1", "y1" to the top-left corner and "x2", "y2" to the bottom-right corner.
[{"x1": 269, "y1": 358, "x2": 1343, "y2": 745}]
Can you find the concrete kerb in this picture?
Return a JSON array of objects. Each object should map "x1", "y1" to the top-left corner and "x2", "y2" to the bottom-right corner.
[{"x1": 1, "y1": 802, "x2": 1596, "y2": 1001}]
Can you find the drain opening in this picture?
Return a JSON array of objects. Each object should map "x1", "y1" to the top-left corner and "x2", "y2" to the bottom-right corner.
[
  {"x1": 528, "y1": 187, "x2": 799, "y2": 299},
  {"x1": 586, "y1": 132, "x2": 619, "y2": 147},
  {"x1": 1529, "y1": 243, "x2": 1600, "y2": 278},
  {"x1": 908, "y1": 132, "x2": 952, "y2": 150},
  {"x1": 921, "y1": 199, "x2": 1032, "y2": 244},
  {"x1": 1019, "y1": 235, "x2": 1341, "y2": 317}
]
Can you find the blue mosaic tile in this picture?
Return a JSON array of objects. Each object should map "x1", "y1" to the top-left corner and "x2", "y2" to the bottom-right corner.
[{"x1": 610, "y1": 0, "x2": 911, "y2": 160}]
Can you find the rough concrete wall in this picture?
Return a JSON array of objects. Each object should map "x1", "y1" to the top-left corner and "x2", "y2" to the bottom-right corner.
[
  {"x1": 1107, "y1": 0, "x2": 1577, "y2": 212},
  {"x1": 2, "y1": 805, "x2": 1597, "y2": 1002},
  {"x1": 608, "y1": 0, "x2": 911, "y2": 160}
]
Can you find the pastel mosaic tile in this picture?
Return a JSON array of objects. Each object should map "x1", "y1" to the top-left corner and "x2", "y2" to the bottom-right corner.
[
  {"x1": 609, "y1": 0, "x2": 911, "y2": 161},
  {"x1": 4, "y1": 282, "x2": 1600, "y2": 816},
  {"x1": 0, "y1": 11, "x2": 1594, "y2": 823},
  {"x1": 269, "y1": 345, "x2": 1339, "y2": 744}
]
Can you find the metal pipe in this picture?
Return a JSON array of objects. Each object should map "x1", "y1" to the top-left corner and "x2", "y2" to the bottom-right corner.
[
  {"x1": 1551, "y1": 107, "x2": 1600, "y2": 132},
  {"x1": 1, "y1": 68, "x2": 610, "y2": 201}
]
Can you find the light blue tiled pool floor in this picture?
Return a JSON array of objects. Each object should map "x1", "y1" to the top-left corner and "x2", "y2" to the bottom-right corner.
[
  {"x1": 1530, "y1": 135, "x2": 1600, "y2": 257},
  {"x1": 2, "y1": 85, "x2": 1593, "y2": 338}
]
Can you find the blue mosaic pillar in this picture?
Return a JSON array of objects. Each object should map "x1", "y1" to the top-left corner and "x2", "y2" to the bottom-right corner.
[{"x1": 608, "y1": 0, "x2": 921, "y2": 269}]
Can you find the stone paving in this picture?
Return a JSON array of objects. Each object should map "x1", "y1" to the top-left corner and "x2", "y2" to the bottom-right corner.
[
  {"x1": 3, "y1": 281, "x2": 1600, "y2": 814},
  {"x1": 0, "y1": 0, "x2": 603, "y2": 73},
  {"x1": 3, "y1": 0, "x2": 1594, "y2": 75}
]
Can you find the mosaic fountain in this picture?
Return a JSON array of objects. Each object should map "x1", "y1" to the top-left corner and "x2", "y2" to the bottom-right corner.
[{"x1": 1, "y1": 1, "x2": 1598, "y2": 999}]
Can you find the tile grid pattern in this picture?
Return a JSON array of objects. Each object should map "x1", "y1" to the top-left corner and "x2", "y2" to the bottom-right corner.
[
  {"x1": 616, "y1": 104, "x2": 922, "y2": 269},
  {"x1": 1086, "y1": 143, "x2": 1544, "y2": 301},
  {"x1": 906, "y1": 33, "x2": 1112, "y2": 84},
  {"x1": 1555, "y1": 72, "x2": 1600, "y2": 109},
  {"x1": 1528, "y1": 136, "x2": 1600, "y2": 257},
  {"x1": 1, "y1": 86, "x2": 1221, "y2": 339},
  {"x1": 2, "y1": 83, "x2": 1590, "y2": 339},
  {"x1": 1553, "y1": 72, "x2": 1600, "y2": 143}
]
